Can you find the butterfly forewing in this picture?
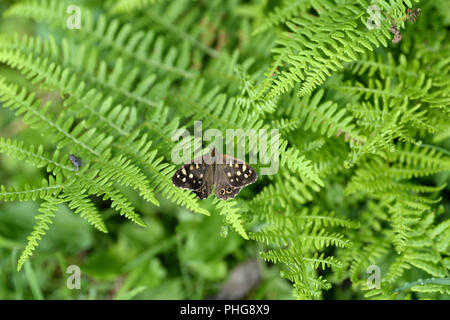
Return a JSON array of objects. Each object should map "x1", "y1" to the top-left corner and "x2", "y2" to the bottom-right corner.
[
  {"x1": 221, "y1": 154, "x2": 258, "y2": 188},
  {"x1": 194, "y1": 165, "x2": 213, "y2": 199},
  {"x1": 172, "y1": 156, "x2": 213, "y2": 199},
  {"x1": 214, "y1": 165, "x2": 243, "y2": 200}
]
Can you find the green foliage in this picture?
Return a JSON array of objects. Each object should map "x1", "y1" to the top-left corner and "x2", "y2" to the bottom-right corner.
[
  {"x1": 17, "y1": 199, "x2": 60, "y2": 271},
  {"x1": 0, "y1": 0, "x2": 449, "y2": 299}
]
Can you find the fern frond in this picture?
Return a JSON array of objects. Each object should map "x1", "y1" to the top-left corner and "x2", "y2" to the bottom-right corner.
[
  {"x1": 93, "y1": 154, "x2": 159, "y2": 206},
  {"x1": 178, "y1": 79, "x2": 324, "y2": 187},
  {"x1": 5, "y1": 0, "x2": 195, "y2": 78},
  {"x1": 0, "y1": 47, "x2": 136, "y2": 136},
  {"x1": 0, "y1": 137, "x2": 74, "y2": 174},
  {"x1": 17, "y1": 198, "x2": 61, "y2": 271},
  {"x1": 300, "y1": 229, "x2": 351, "y2": 250},
  {"x1": 410, "y1": 282, "x2": 450, "y2": 295},
  {"x1": 286, "y1": 89, "x2": 365, "y2": 144},
  {"x1": 260, "y1": 247, "x2": 332, "y2": 299},
  {"x1": 139, "y1": 103, "x2": 192, "y2": 158},
  {"x1": 143, "y1": 8, "x2": 219, "y2": 57},
  {"x1": 349, "y1": 242, "x2": 389, "y2": 284},
  {"x1": 252, "y1": 0, "x2": 312, "y2": 35},
  {"x1": 0, "y1": 33, "x2": 165, "y2": 112},
  {"x1": 255, "y1": 0, "x2": 415, "y2": 100},
  {"x1": 279, "y1": 140, "x2": 323, "y2": 187},
  {"x1": 114, "y1": 131, "x2": 210, "y2": 216},
  {"x1": 61, "y1": 188, "x2": 108, "y2": 233},
  {"x1": 250, "y1": 172, "x2": 316, "y2": 212},
  {"x1": 110, "y1": 0, "x2": 163, "y2": 13},
  {"x1": 389, "y1": 143, "x2": 450, "y2": 172},
  {"x1": 0, "y1": 136, "x2": 147, "y2": 226},
  {"x1": 0, "y1": 0, "x2": 447, "y2": 301},
  {"x1": 213, "y1": 199, "x2": 249, "y2": 240},
  {"x1": 0, "y1": 77, "x2": 113, "y2": 157},
  {"x1": 66, "y1": 168, "x2": 145, "y2": 226},
  {"x1": 0, "y1": 175, "x2": 62, "y2": 202}
]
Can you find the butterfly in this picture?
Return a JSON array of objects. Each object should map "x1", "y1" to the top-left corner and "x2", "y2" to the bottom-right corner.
[{"x1": 171, "y1": 147, "x2": 257, "y2": 200}]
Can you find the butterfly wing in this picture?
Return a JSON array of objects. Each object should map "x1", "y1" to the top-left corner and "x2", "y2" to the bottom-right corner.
[
  {"x1": 172, "y1": 154, "x2": 214, "y2": 199},
  {"x1": 214, "y1": 154, "x2": 258, "y2": 200},
  {"x1": 172, "y1": 148, "x2": 258, "y2": 201},
  {"x1": 221, "y1": 154, "x2": 258, "y2": 188},
  {"x1": 214, "y1": 165, "x2": 243, "y2": 200}
]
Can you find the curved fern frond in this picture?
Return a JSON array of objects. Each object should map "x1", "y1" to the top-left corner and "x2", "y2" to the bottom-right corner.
[
  {"x1": 0, "y1": 137, "x2": 74, "y2": 174},
  {"x1": 0, "y1": 175, "x2": 62, "y2": 202},
  {"x1": 0, "y1": 77, "x2": 113, "y2": 157},
  {"x1": 61, "y1": 188, "x2": 108, "y2": 233},
  {"x1": 252, "y1": 0, "x2": 312, "y2": 35},
  {"x1": 255, "y1": 0, "x2": 415, "y2": 100},
  {"x1": 110, "y1": 0, "x2": 163, "y2": 13},
  {"x1": 114, "y1": 131, "x2": 210, "y2": 216},
  {"x1": 17, "y1": 198, "x2": 61, "y2": 271},
  {"x1": 0, "y1": 47, "x2": 136, "y2": 136},
  {"x1": 213, "y1": 198, "x2": 248, "y2": 240},
  {"x1": 5, "y1": 0, "x2": 195, "y2": 79}
]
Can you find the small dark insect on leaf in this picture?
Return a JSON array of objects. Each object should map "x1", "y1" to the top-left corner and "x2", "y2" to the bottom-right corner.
[{"x1": 69, "y1": 154, "x2": 82, "y2": 171}]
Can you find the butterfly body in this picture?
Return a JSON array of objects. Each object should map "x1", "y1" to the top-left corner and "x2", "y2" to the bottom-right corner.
[{"x1": 172, "y1": 148, "x2": 257, "y2": 200}]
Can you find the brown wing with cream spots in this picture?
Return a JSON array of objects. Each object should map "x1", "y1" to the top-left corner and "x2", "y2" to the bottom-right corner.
[
  {"x1": 213, "y1": 166, "x2": 243, "y2": 200},
  {"x1": 220, "y1": 154, "x2": 258, "y2": 188},
  {"x1": 172, "y1": 159, "x2": 212, "y2": 199}
]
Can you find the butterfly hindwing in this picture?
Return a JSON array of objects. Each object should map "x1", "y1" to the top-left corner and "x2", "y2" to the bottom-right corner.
[
  {"x1": 192, "y1": 184, "x2": 212, "y2": 199},
  {"x1": 214, "y1": 166, "x2": 243, "y2": 200},
  {"x1": 193, "y1": 166, "x2": 214, "y2": 199}
]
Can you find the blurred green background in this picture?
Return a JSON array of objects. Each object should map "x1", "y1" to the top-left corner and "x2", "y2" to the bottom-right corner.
[{"x1": 0, "y1": 198, "x2": 293, "y2": 299}]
